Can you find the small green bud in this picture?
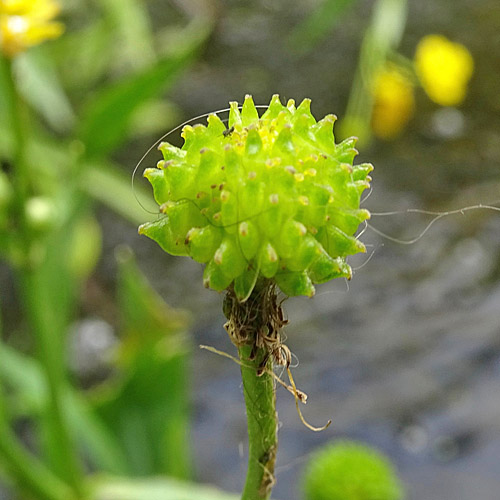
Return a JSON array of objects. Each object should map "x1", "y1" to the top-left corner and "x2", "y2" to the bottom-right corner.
[
  {"x1": 303, "y1": 441, "x2": 405, "y2": 500},
  {"x1": 140, "y1": 95, "x2": 372, "y2": 300},
  {"x1": 67, "y1": 216, "x2": 102, "y2": 279},
  {"x1": 25, "y1": 196, "x2": 57, "y2": 232}
]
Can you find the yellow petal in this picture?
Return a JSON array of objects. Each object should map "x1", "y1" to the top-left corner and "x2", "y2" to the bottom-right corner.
[
  {"x1": 371, "y1": 66, "x2": 415, "y2": 140},
  {"x1": 0, "y1": 0, "x2": 64, "y2": 57},
  {"x1": 415, "y1": 34, "x2": 474, "y2": 107}
]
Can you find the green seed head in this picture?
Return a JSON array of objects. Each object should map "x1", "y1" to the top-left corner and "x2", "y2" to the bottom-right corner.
[
  {"x1": 139, "y1": 95, "x2": 372, "y2": 300},
  {"x1": 302, "y1": 441, "x2": 404, "y2": 500}
]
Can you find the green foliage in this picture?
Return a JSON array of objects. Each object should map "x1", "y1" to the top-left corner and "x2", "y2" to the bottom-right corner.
[
  {"x1": 0, "y1": 2, "x2": 215, "y2": 499},
  {"x1": 0, "y1": 2, "x2": 413, "y2": 499},
  {"x1": 303, "y1": 441, "x2": 405, "y2": 500},
  {"x1": 16, "y1": 48, "x2": 76, "y2": 132},
  {"x1": 77, "y1": 48, "x2": 197, "y2": 158},
  {"x1": 91, "y1": 476, "x2": 240, "y2": 500},
  {"x1": 141, "y1": 95, "x2": 372, "y2": 299},
  {"x1": 92, "y1": 247, "x2": 192, "y2": 479}
]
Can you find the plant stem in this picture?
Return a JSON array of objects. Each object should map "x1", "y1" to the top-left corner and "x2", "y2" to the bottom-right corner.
[
  {"x1": 20, "y1": 267, "x2": 85, "y2": 497},
  {"x1": 238, "y1": 343, "x2": 277, "y2": 500},
  {"x1": 1, "y1": 53, "x2": 85, "y2": 497},
  {"x1": 1, "y1": 56, "x2": 28, "y2": 200},
  {"x1": 0, "y1": 302, "x2": 76, "y2": 500},
  {"x1": 0, "y1": 395, "x2": 78, "y2": 500},
  {"x1": 0, "y1": 53, "x2": 30, "y2": 253},
  {"x1": 224, "y1": 283, "x2": 279, "y2": 500}
]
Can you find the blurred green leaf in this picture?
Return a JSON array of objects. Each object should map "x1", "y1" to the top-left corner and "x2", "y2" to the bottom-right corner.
[
  {"x1": 65, "y1": 392, "x2": 129, "y2": 475},
  {"x1": 52, "y1": 19, "x2": 114, "y2": 92},
  {"x1": 80, "y1": 160, "x2": 158, "y2": 225},
  {"x1": 128, "y1": 98, "x2": 180, "y2": 139},
  {"x1": 0, "y1": 118, "x2": 156, "y2": 225},
  {"x1": 340, "y1": 0, "x2": 408, "y2": 142},
  {"x1": 98, "y1": 0, "x2": 156, "y2": 71},
  {"x1": 370, "y1": 0, "x2": 408, "y2": 51},
  {"x1": 92, "y1": 476, "x2": 240, "y2": 500},
  {"x1": 0, "y1": 60, "x2": 10, "y2": 136},
  {"x1": 20, "y1": 223, "x2": 88, "y2": 480},
  {"x1": 116, "y1": 246, "x2": 189, "y2": 340},
  {"x1": 0, "y1": 344, "x2": 129, "y2": 475},
  {"x1": 92, "y1": 248, "x2": 192, "y2": 478},
  {"x1": 15, "y1": 49, "x2": 76, "y2": 133},
  {"x1": 288, "y1": 0, "x2": 357, "y2": 53},
  {"x1": 67, "y1": 215, "x2": 102, "y2": 280},
  {"x1": 0, "y1": 344, "x2": 46, "y2": 415},
  {"x1": 77, "y1": 39, "x2": 203, "y2": 158},
  {"x1": 0, "y1": 61, "x2": 15, "y2": 158}
]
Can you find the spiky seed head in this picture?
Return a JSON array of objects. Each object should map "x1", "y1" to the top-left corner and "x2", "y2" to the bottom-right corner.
[
  {"x1": 302, "y1": 441, "x2": 404, "y2": 500},
  {"x1": 139, "y1": 95, "x2": 372, "y2": 300}
]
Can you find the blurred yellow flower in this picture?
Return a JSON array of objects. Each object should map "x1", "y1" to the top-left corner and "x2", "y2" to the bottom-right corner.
[
  {"x1": 371, "y1": 65, "x2": 415, "y2": 140},
  {"x1": 415, "y1": 34, "x2": 473, "y2": 107},
  {"x1": 0, "y1": 0, "x2": 64, "y2": 58}
]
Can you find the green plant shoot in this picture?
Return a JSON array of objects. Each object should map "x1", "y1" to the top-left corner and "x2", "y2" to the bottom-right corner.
[{"x1": 140, "y1": 95, "x2": 373, "y2": 500}]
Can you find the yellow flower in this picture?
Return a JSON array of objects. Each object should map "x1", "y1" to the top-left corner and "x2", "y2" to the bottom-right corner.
[
  {"x1": 0, "y1": 0, "x2": 64, "y2": 58},
  {"x1": 415, "y1": 34, "x2": 474, "y2": 107},
  {"x1": 371, "y1": 65, "x2": 415, "y2": 140}
]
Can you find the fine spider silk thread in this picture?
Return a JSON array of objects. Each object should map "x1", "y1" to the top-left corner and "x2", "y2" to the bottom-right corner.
[
  {"x1": 323, "y1": 202, "x2": 500, "y2": 296},
  {"x1": 131, "y1": 104, "x2": 272, "y2": 215},
  {"x1": 132, "y1": 100, "x2": 368, "y2": 298},
  {"x1": 132, "y1": 104, "x2": 500, "y2": 291},
  {"x1": 367, "y1": 204, "x2": 500, "y2": 244}
]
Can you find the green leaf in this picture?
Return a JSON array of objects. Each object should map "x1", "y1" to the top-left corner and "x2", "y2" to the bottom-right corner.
[
  {"x1": 80, "y1": 160, "x2": 158, "y2": 225},
  {"x1": 16, "y1": 48, "x2": 75, "y2": 132},
  {"x1": 52, "y1": 19, "x2": 114, "y2": 91},
  {"x1": 339, "y1": 0, "x2": 409, "y2": 142},
  {"x1": 98, "y1": 0, "x2": 156, "y2": 70},
  {"x1": 78, "y1": 44, "x2": 202, "y2": 158},
  {"x1": 0, "y1": 115, "x2": 157, "y2": 226},
  {"x1": 92, "y1": 248, "x2": 192, "y2": 478},
  {"x1": 128, "y1": 98, "x2": 179, "y2": 139},
  {"x1": 0, "y1": 58, "x2": 12, "y2": 141},
  {"x1": 0, "y1": 344, "x2": 46, "y2": 415},
  {"x1": 91, "y1": 476, "x2": 240, "y2": 500},
  {"x1": 0, "y1": 345, "x2": 128, "y2": 474}
]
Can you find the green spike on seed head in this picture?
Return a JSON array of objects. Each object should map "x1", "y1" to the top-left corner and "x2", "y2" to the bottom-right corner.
[{"x1": 139, "y1": 95, "x2": 372, "y2": 300}]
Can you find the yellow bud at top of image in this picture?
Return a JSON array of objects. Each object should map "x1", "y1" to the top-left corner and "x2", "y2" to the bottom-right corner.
[
  {"x1": 415, "y1": 34, "x2": 474, "y2": 107},
  {"x1": 0, "y1": 0, "x2": 64, "y2": 58},
  {"x1": 371, "y1": 65, "x2": 415, "y2": 140}
]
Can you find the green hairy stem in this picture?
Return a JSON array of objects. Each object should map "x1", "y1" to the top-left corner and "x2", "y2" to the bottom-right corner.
[
  {"x1": 238, "y1": 342, "x2": 277, "y2": 500},
  {"x1": 224, "y1": 283, "x2": 281, "y2": 500}
]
